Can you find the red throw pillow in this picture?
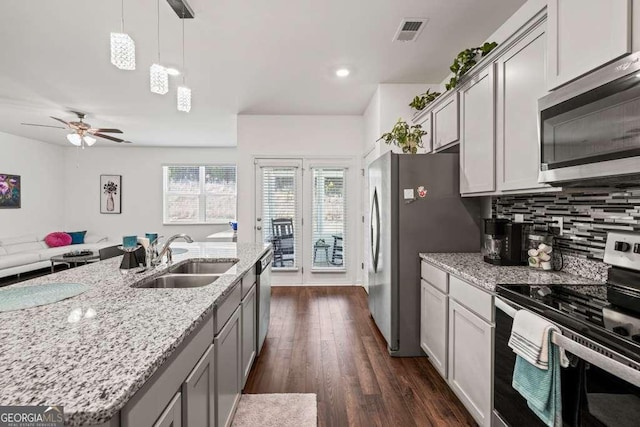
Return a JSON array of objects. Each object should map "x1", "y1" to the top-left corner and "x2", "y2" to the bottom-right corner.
[{"x1": 45, "y1": 232, "x2": 72, "y2": 248}]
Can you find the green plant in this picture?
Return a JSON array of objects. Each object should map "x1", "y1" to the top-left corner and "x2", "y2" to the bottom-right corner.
[
  {"x1": 377, "y1": 118, "x2": 427, "y2": 154},
  {"x1": 409, "y1": 89, "x2": 442, "y2": 111},
  {"x1": 445, "y1": 41, "x2": 498, "y2": 91}
]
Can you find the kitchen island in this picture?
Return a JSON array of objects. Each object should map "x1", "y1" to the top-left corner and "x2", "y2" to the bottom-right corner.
[{"x1": 0, "y1": 242, "x2": 271, "y2": 426}]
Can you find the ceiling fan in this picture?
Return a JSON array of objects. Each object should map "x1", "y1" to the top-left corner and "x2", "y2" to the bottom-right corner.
[{"x1": 21, "y1": 111, "x2": 132, "y2": 148}]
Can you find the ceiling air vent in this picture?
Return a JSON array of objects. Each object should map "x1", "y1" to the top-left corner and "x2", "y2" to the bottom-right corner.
[{"x1": 393, "y1": 18, "x2": 429, "y2": 42}]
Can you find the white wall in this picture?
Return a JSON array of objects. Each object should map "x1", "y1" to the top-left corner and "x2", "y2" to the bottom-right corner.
[
  {"x1": 63, "y1": 146, "x2": 237, "y2": 243},
  {"x1": 237, "y1": 115, "x2": 364, "y2": 284},
  {"x1": 363, "y1": 84, "x2": 440, "y2": 158},
  {"x1": 0, "y1": 132, "x2": 66, "y2": 238}
]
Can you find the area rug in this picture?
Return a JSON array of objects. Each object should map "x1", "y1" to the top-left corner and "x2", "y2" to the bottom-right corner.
[{"x1": 231, "y1": 393, "x2": 317, "y2": 427}]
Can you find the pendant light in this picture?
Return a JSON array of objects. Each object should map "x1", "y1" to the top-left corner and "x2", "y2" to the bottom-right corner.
[
  {"x1": 177, "y1": 9, "x2": 191, "y2": 112},
  {"x1": 150, "y1": 0, "x2": 168, "y2": 94},
  {"x1": 110, "y1": 0, "x2": 136, "y2": 70}
]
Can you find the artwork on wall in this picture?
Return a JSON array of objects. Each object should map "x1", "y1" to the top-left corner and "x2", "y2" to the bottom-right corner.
[
  {"x1": 100, "y1": 175, "x2": 121, "y2": 214},
  {"x1": 0, "y1": 174, "x2": 21, "y2": 209}
]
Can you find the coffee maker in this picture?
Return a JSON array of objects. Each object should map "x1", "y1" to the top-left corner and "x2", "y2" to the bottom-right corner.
[{"x1": 483, "y1": 218, "x2": 529, "y2": 266}]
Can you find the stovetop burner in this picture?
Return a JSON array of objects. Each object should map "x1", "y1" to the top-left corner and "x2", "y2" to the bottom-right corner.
[{"x1": 497, "y1": 283, "x2": 640, "y2": 363}]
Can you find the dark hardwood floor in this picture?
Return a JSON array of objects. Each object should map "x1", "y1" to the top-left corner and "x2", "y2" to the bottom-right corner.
[{"x1": 244, "y1": 286, "x2": 476, "y2": 427}]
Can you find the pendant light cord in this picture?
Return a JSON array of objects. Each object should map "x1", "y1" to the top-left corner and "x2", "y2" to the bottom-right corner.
[
  {"x1": 157, "y1": 0, "x2": 161, "y2": 63},
  {"x1": 182, "y1": 8, "x2": 186, "y2": 84},
  {"x1": 121, "y1": 0, "x2": 125, "y2": 32}
]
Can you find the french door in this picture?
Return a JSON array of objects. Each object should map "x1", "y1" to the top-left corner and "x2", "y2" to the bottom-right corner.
[{"x1": 254, "y1": 159, "x2": 304, "y2": 284}]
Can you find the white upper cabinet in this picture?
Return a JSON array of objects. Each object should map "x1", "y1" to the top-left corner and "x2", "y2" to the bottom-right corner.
[
  {"x1": 547, "y1": 0, "x2": 631, "y2": 90},
  {"x1": 416, "y1": 112, "x2": 433, "y2": 153},
  {"x1": 432, "y1": 92, "x2": 460, "y2": 150},
  {"x1": 459, "y1": 65, "x2": 496, "y2": 194},
  {"x1": 497, "y1": 20, "x2": 550, "y2": 192}
]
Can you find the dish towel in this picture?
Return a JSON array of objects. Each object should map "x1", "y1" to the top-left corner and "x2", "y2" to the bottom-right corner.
[{"x1": 508, "y1": 310, "x2": 569, "y2": 427}]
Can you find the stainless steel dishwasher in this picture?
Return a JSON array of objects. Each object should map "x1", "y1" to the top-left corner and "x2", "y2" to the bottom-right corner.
[{"x1": 256, "y1": 251, "x2": 272, "y2": 355}]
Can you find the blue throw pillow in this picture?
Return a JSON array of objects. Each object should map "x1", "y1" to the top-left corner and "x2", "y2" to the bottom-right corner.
[{"x1": 65, "y1": 231, "x2": 87, "y2": 245}]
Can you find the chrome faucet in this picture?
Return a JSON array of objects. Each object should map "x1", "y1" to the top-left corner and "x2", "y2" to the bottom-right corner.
[{"x1": 152, "y1": 234, "x2": 194, "y2": 266}]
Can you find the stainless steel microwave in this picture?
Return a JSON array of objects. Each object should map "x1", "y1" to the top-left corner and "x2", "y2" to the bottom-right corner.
[{"x1": 539, "y1": 51, "x2": 640, "y2": 184}]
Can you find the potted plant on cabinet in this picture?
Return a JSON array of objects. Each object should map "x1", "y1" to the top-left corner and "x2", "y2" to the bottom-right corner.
[
  {"x1": 409, "y1": 89, "x2": 442, "y2": 112},
  {"x1": 378, "y1": 118, "x2": 427, "y2": 154},
  {"x1": 445, "y1": 41, "x2": 498, "y2": 90}
]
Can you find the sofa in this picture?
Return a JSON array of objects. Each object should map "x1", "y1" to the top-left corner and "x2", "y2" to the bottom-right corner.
[{"x1": 0, "y1": 234, "x2": 111, "y2": 279}]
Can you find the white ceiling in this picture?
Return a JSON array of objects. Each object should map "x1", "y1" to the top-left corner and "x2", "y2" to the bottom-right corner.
[{"x1": 0, "y1": 0, "x2": 525, "y2": 147}]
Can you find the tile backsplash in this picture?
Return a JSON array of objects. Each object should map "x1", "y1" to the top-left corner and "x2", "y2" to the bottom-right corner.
[{"x1": 493, "y1": 188, "x2": 640, "y2": 260}]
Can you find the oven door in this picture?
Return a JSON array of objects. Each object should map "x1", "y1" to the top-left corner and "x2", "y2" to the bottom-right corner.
[
  {"x1": 494, "y1": 297, "x2": 566, "y2": 426},
  {"x1": 495, "y1": 297, "x2": 640, "y2": 427},
  {"x1": 538, "y1": 51, "x2": 640, "y2": 184}
]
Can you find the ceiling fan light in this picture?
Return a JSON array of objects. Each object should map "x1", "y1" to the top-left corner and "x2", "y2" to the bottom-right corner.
[
  {"x1": 150, "y1": 64, "x2": 169, "y2": 95},
  {"x1": 110, "y1": 33, "x2": 136, "y2": 71},
  {"x1": 84, "y1": 136, "x2": 97, "y2": 146},
  {"x1": 66, "y1": 133, "x2": 82, "y2": 146},
  {"x1": 177, "y1": 86, "x2": 192, "y2": 112}
]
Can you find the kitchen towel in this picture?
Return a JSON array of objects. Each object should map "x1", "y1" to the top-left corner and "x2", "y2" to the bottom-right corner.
[
  {"x1": 508, "y1": 309, "x2": 569, "y2": 369},
  {"x1": 509, "y1": 309, "x2": 568, "y2": 427}
]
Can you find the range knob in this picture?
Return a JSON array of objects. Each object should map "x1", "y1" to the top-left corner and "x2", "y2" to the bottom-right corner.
[
  {"x1": 614, "y1": 241, "x2": 631, "y2": 252},
  {"x1": 634, "y1": 243, "x2": 640, "y2": 254},
  {"x1": 613, "y1": 326, "x2": 630, "y2": 336}
]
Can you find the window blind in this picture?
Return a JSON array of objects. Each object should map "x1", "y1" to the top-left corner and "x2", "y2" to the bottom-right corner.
[
  {"x1": 311, "y1": 168, "x2": 346, "y2": 269},
  {"x1": 163, "y1": 165, "x2": 236, "y2": 224},
  {"x1": 261, "y1": 167, "x2": 299, "y2": 269}
]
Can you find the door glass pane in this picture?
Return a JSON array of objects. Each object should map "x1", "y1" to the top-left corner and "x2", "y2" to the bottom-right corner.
[
  {"x1": 261, "y1": 167, "x2": 298, "y2": 269},
  {"x1": 312, "y1": 168, "x2": 346, "y2": 269}
]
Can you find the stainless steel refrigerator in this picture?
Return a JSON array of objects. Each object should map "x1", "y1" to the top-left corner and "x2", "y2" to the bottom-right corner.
[{"x1": 368, "y1": 151, "x2": 481, "y2": 357}]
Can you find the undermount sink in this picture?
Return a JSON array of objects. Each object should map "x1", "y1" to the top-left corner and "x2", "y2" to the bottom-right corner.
[
  {"x1": 138, "y1": 274, "x2": 221, "y2": 289},
  {"x1": 170, "y1": 260, "x2": 238, "y2": 275}
]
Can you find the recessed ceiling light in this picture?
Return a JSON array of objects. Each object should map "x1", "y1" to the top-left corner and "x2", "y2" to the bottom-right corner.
[
  {"x1": 336, "y1": 68, "x2": 350, "y2": 78},
  {"x1": 166, "y1": 67, "x2": 181, "y2": 76}
]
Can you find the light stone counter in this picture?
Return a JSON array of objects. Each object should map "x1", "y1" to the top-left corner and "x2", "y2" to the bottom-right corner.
[
  {"x1": 0, "y1": 242, "x2": 270, "y2": 426},
  {"x1": 419, "y1": 252, "x2": 604, "y2": 292}
]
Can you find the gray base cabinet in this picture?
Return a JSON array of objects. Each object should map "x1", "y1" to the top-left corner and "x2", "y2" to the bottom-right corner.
[
  {"x1": 215, "y1": 307, "x2": 242, "y2": 427},
  {"x1": 154, "y1": 392, "x2": 182, "y2": 427},
  {"x1": 182, "y1": 344, "x2": 215, "y2": 427},
  {"x1": 116, "y1": 255, "x2": 270, "y2": 427},
  {"x1": 241, "y1": 284, "x2": 257, "y2": 388}
]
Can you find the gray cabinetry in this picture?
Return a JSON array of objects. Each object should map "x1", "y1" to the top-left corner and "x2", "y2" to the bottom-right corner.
[
  {"x1": 182, "y1": 344, "x2": 215, "y2": 427},
  {"x1": 154, "y1": 392, "x2": 182, "y2": 427},
  {"x1": 241, "y1": 284, "x2": 257, "y2": 388},
  {"x1": 215, "y1": 307, "x2": 242, "y2": 427},
  {"x1": 459, "y1": 65, "x2": 496, "y2": 194}
]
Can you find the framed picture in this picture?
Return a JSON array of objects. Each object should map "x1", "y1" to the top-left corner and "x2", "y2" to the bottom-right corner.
[
  {"x1": 100, "y1": 175, "x2": 121, "y2": 214},
  {"x1": 0, "y1": 174, "x2": 21, "y2": 209}
]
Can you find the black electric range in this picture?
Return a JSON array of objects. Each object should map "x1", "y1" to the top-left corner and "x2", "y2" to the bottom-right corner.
[{"x1": 496, "y1": 283, "x2": 640, "y2": 364}]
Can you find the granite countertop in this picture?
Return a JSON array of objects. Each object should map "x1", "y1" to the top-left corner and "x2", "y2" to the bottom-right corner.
[
  {"x1": 419, "y1": 252, "x2": 605, "y2": 292},
  {"x1": 0, "y1": 242, "x2": 270, "y2": 426}
]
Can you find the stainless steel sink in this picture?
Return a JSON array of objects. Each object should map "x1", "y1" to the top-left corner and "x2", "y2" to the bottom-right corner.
[
  {"x1": 138, "y1": 274, "x2": 221, "y2": 289},
  {"x1": 170, "y1": 260, "x2": 238, "y2": 275}
]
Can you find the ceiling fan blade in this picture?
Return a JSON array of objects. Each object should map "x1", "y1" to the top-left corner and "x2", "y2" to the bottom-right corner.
[
  {"x1": 50, "y1": 116, "x2": 70, "y2": 126},
  {"x1": 93, "y1": 132, "x2": 124, "y2": 143},
  {"x1": 123, "y1": 140, "x2": 133, "y2": 144},
  {"x1": 88, "y1": 128, "x2": 123, "y2": 134},
  {"x1": 21, "y1": 123, "x2": 66, "y2": 129}
]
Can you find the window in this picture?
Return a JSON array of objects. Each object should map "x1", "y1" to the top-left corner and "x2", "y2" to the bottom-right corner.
[
  {"x1": 163, "y1": 165, "x2": 236, "y2": 224},
  {"x1": 311, "y1": 168, "x2": 346, "y2": 270}
]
